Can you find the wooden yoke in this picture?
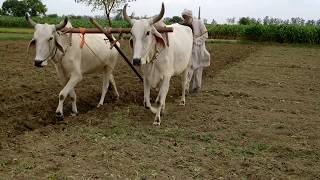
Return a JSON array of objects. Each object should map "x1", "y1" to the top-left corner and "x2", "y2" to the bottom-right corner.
[
  {"x1": 63, "y1": 19, "x2": 174, "y2": 82},
  {"x1": 61, "y1": 27, "x2": 173, "y2": 34}
]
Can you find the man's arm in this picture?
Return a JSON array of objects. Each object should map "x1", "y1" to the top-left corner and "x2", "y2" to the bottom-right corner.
[{"x1": 194, "y1": 20, "x2": 208, "y2": 45}]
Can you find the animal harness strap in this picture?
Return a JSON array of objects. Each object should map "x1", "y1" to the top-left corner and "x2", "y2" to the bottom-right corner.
[{"x1": 79, "y1": 28, "x2": 86, "y2": 48}]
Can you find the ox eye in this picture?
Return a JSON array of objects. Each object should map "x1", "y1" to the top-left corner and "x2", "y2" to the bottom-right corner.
[
  {"x1": 49, "y1": 37, "x2": 53, "y2": 41},
  {"x1": 146, "y1": 31, "x2": 150, "y2": 36}
]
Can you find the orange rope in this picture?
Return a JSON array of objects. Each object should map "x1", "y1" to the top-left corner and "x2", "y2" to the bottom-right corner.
[{"x1": 79, "y1": 28, "x2": 86, "y2": 48}]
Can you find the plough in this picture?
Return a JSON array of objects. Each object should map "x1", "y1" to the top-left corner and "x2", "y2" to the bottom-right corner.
[{"x1": 61, "y1": 18, "x2": 174, "y2": 82}]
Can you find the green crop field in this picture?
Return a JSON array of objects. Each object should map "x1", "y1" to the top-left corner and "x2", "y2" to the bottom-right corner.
[
  {"x1": 1, "y1": 16, "x2": 320, "y2": 44},
  {"x1": 207, "y1": 24, "x2": 320, "y2": 44}
]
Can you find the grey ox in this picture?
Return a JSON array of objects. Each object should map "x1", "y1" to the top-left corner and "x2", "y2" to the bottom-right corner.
[
  {"x1": 123, "y1": 3, "x2": 193, "y2": 125},
  {"x1": 26, "y1": 15, "x2": 120, "y2": 119}
]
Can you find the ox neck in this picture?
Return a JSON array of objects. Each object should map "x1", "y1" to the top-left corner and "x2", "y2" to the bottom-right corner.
[{"x1": 149, "y1": 41, "x2": 163, "y2": 64}]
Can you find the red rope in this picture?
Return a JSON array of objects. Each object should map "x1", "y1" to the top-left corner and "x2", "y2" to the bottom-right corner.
[{"x1": 79, "y1": 28, "x2": 86, "y2": 48}]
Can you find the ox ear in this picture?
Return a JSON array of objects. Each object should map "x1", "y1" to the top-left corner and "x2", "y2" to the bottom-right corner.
[
  {"x1": 151, "y1": 26, "x2": 166, "y2": 48},
  {"x1": 27, "y1": 39, "x2": 36, "y2": 54}
]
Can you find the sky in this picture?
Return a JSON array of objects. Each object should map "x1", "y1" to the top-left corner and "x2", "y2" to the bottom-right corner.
[{"x1": 1, "y1": 0, "x2": 320, "y2": 23}]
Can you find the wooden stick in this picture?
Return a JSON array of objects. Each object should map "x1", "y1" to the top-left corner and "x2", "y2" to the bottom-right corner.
[
  {"x1": 61, "y1": 27, "x2": 174, "y2": 34},
  {"x1": 89, "y1": 18, "x2": 143, "y2": 82}
]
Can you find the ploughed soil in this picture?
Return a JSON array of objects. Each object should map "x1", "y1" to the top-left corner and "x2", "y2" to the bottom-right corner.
[{"x1": 0, "y1": 40, "x2": 319, "y2": 179}]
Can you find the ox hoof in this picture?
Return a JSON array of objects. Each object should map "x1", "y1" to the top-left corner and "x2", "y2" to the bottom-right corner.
[
  {"x1": 97, "y1": 103, "x2": 103, "y2": 108},
  {"x1": 144, "y1": 102, "x2": 150, "y2": 110},
  {"x1": 179, "y1": 100, "x2": 186, "y2": 106},
  {"x1": 55, "y1": 112, "x2": 64, "y2": 121},
  {"x1": 153, "y1": 121, "x2": 161, "y2": 126},
  {"x1": 70, "y1": 112, "x2": 78, "y2": 117},
  {"x1": 153, "y1": 117, "x2": 161, "y2": 126}
]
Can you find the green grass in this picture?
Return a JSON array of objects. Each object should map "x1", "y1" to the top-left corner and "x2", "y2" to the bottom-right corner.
[
  {"x1": 0, "y1": 33, "x2": 33, "y2": 40},
  {"x1": 0, "y1": 28, "x2": 34, "y2": 34}
]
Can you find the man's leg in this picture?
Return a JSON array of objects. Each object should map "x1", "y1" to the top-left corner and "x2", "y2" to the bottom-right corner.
[{"x1": 191, "y1": 67, "x2": 203, "y2": 93}]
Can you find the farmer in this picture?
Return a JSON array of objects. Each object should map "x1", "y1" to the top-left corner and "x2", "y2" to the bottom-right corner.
[{"x1": 181, "y1": 9, "x2": 211, "y2": 93}]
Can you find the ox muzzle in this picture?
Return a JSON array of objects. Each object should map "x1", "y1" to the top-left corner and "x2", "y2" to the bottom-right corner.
[
  {"x1": 133, "y1": 58, "x2": 141, "y2": 66},
  {"x1": 34, "y1": 60, "x2": 47, "y2": 68},
  {"x1": 34, "y1": 60, "x2": 44, "y2": 67}
]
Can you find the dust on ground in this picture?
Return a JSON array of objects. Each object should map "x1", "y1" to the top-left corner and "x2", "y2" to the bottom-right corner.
[{"x1": 0, "y1": 40, "x2": 319, "y2": 179}]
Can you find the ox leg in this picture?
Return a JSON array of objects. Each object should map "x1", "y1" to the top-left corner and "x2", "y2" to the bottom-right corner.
[
  {"x1": 56, "y1": 74, "x2": 82, "y2": 119},
  {"x1": 98, "y1": 69, "x2": 112, "y2": 108},
  {"x1": 110, "y1": 74, "x2": 120, "y2": 100},
  {"x1": 69, "y1": 89, "x2": 78, "y2": 116},
  {"x1": 153, "y1": 76, "x2": 171, "y2": 126},
  {"x1": 186, "y1": 67, "x2": 194, "y2": 95},
  {"x1": 144, "y1": 80, "x2": 152, "y2": 109},
  {"x1": 180, "y1": 69, "x2": 189, "y2": 106},
  {"x1": 155, "y1": 79, "x2": 163, "y2": 104},
  {"x1": 144, "y1": 79, "x2": 158, "y2": 114}
]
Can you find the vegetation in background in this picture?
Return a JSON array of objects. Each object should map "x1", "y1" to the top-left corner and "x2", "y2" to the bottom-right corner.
[
  {"x1": 0, "y1": 16, "x2": 130, "y2": 28},
  {"x1": 164, "y1": 16, "x2": 183, "y2": 24},
  {"x1": 206, "y1": 24, "x2": 320, "y2": 44},
  {"x1": 74, "y1": 0, "x2": 135, "y2": 26},
  {"x1": 1, "y1": 13, "x2": 320, "y2": 44},
  {"x1": 1, "y1": 0, "x2": 47, "y2": 16}
]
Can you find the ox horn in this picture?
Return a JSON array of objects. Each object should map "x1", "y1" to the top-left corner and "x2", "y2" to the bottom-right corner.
[
  {"x1": 123, "y1": 4, "x2": 133, "y2": 25},
  {"x1": 25, "y1": 13, "x2": 37, "y2": 27},
  {"x1": 55, "y1": 17, "x2": 68, "y2": 31},
  {"x1": 151, "y1": 3, "x2": 165, "y2": 24}
]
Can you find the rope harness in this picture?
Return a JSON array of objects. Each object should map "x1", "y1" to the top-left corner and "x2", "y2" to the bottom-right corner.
[
  {"x1": 149, "y1": 43, "x2": 163, "y2": 64},
  {"x1": 66, "y1": 27, "x2": 115, "y2": 67}
]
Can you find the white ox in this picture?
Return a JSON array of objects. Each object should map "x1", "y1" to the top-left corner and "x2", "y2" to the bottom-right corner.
[
  {"x1": 123, "y1": 3, "x2": 193, "y2": 125},
  {"x1": 26, "y1": 15, "x2": 120, "y2": 119}
]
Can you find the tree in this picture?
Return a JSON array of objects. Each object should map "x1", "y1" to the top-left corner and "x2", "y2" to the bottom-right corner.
[
  {"x1": 291, "y1": 17, "x2": 305, "y2": 25},
  {"x1": 74, "y1": 0, "x2": 136, "y2": 27},
  {"x1": 238, "y1": 17, "x2": 251, "y2": 25},
  {"x1": 25, "y1": 0, "x2": 47, "y2": 16},
  {"x1": 1, "y1": 0, "x2": 46, "y2": 17},
  {"x1": 47, "y1": 14, "x2": 58, "y2": 18},
  {"x1": 2, "y1": 0, "x2": 28, "y2": 16},
  {"x1": 211, "y1": 19, "x2": 217, "y2": 25},
  {"x1": 167, "y1": 16, "x2": 182, "y2": 24},
  {"x1": 226, "y1": 17, "x2": 236, "y2": 24},
  {"x1": 306, "y1": 20, "x2": 316, "y2": 26}
]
